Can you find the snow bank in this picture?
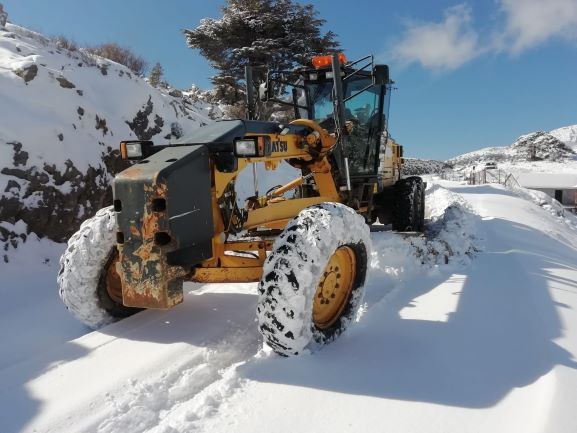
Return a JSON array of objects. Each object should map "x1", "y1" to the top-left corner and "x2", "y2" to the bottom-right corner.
[
  {"x1": 364, "y1": 183, "x2": 479, "y2": 307},
  {"x1": 505, "y1": 183, "x2": 577, "y2": 230}
]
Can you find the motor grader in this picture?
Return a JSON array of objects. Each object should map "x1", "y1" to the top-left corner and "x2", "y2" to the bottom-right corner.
[{"x1": 58, "y1": 53, "x2": 425, "y2": 356}]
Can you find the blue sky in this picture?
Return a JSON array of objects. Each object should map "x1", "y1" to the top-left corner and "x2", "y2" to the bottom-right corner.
[{"x1": 3, "y1": 0, "x2": 577, "y2": 160}]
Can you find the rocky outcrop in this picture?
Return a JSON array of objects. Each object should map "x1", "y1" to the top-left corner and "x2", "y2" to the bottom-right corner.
[
  {"x1": 126, "y1": 96, "x2": 164, "y2": 140},
  {"x1": 511, "y1": 131, "x2": 574, "y2": 161},
  {"x1": 14, "y1": 64, "x2": 37, "y2": 83}
]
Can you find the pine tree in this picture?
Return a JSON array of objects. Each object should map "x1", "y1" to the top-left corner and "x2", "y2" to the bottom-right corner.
[
  {"x1": 183, "y1": 0, "x2": 339, "y2": 106},
  {"x1": 0, "y1": 4, "x2": 8, "y2": 28},
  {"x1": 148, "y1": 62, "x2": 163, "y2": 88}
]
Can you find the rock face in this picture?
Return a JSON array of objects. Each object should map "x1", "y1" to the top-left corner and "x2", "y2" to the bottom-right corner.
[
  {"x1": 0, "y1": 23, "x2": 220, "y2": 261},
  {"x1": 1, "y1": 142, "x2": 127, "y2": 245}
]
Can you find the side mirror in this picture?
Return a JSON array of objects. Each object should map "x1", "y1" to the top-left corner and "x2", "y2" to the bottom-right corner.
[
  {"x1": 373, "y1": 65, "x2": 389, "y2": 85},
  {"x1": 258, "y1": 82, "x2": 269, "y2": 102}
]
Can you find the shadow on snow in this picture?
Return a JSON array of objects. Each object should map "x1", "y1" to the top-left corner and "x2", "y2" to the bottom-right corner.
[{"x1": 239, "y1": 215, "x2": 577, "y2": 408}]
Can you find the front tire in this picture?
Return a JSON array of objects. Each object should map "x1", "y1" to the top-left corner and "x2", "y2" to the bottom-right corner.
[
  {"x1": 257, "y1": 203, "x2": 370, "y2": 356},
  {"x1": 58, "y1": 206, "x2": 141, "y2": 329}
]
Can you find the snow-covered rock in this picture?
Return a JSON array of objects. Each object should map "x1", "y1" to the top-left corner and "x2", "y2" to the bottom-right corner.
[{"x1": 0, "y1": 23, "x2": 219, "y2": 261}]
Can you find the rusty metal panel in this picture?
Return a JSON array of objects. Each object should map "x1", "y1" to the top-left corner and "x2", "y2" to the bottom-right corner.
[{"x1": 113, "y1": 145, "x2": 213, "y2": 309}]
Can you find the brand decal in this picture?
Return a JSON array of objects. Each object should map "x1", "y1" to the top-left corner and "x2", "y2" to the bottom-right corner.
[{"x1": 270, "y1": 140, "x2": 288, "y2": 153}]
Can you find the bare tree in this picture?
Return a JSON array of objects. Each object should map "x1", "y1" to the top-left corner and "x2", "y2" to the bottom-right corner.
[{"x1": 85, "y1": 43, "x2": 147, "y2": 75}]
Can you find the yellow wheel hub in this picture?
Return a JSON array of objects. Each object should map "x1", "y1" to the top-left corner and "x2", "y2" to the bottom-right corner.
[
  {"x1": 313, "y1": 246, "x2": 356, "y2": 329},
  {"x1": 105, "y1": 250, "x2": 123, "y2": 304}
]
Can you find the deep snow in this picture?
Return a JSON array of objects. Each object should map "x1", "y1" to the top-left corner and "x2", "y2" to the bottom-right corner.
[{"x1": 1, "y1": 179, "x2": 577, "y2": 433}]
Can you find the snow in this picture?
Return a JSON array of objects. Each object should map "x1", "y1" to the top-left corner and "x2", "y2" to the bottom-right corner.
[{"x1": 2, "y1": 179, "x2": 577, "y2": 433}]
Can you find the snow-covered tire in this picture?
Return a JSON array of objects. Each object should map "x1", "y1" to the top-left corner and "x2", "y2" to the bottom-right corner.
[
  {"x1": 58, "y1": 206, "x2": 141, "y2": 329},
  {"x1": 257, "y1": 203, "x2": 371, "y2": 356},
  {"x1": 392, "y1": 176, "x2": 425, "y2": 232}
]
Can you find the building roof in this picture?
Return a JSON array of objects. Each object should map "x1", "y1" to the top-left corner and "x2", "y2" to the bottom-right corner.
[{"x1": 516, "y1": 173, "x2": 577, "y2": 189}]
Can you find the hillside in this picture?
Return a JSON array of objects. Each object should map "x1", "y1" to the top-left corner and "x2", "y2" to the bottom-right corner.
[
  {"x1": 0, "y1": 23, "x2": 218, "y2": 261},
  {"x1": 448, "y1": 130, "x2": 575, "y2": 169}
]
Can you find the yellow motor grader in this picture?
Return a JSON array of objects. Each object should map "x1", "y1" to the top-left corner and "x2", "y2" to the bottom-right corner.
[{"x1": 58, "y1": 53, "x2": 425, "y2": 356}]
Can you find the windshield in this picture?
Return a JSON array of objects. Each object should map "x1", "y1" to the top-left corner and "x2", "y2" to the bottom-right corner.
[{"x1": 306, "y1": 76, "x2": 384, "y2": 175}]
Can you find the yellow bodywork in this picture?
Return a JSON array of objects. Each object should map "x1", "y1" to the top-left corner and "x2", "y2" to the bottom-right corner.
[
  {"x1": 189, "y1": 119, "x2": 341, "y2": 283},
  {"x1": 187, "y1": 120, "x2": 403, "y2": 284}
]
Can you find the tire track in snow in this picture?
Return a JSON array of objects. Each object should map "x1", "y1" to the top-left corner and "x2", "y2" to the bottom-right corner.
[{"x1": 97, "y1": 327, "x2": 260, "y2": 433}]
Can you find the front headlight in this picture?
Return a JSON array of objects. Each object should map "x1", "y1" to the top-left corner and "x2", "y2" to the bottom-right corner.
[
  {"x1": 120, "y1": 141, "x2": 153, "y2": 160},
  {"x1": 234, "y1": 139, "x2": 258, "y2": 157},
  {"x1": 125, "y1": 143, "x2": 142, "y2": 158}
]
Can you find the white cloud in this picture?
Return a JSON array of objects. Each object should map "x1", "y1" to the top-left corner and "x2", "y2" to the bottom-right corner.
[
  {"x1": 391, "y1": 5, "x2": 480, "y2": 71},
  {"x1": 391, "y1": 0, "x2": 577, "y2": 72},
  {"x1": 499, "y1": 0, "x2": 577, "y2": 52}
]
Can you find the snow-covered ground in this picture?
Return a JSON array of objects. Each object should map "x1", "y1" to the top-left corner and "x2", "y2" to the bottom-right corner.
[{"x1": 2, "y1": 179, "x2": 577, "y2": 433}]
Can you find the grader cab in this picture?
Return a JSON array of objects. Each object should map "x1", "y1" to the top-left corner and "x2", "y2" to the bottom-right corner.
[{"x1": 58, "y1": 53, "x2": 425, "y2": 356}]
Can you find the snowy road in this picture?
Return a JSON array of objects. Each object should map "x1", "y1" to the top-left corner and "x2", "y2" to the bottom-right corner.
[{"x1": 2, "y1": 181, "x2": 577, "y2": 433}]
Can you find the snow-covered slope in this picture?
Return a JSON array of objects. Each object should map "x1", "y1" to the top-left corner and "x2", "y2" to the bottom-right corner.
[
  {"x1": 550, "y1": 124, "x2": 577, "y2": 151},
  {"x1": 402, "y1": 125, "x2": 577, "y2": 177},
  {"x1": 448, "y1": 130, "x2": 575, "y2": 168},
  {"x1": 2, "y1": 179, "x2": 577, "y2": 433},
  {"x1": 0, "y1": 23, "x2": 218, "y2": 260}
]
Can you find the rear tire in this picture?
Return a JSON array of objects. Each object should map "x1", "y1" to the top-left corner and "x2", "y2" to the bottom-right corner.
[
  {"x1": 58, "y1": 206, "x2": 141, "y2": 329},
  {"x1": 392, "y1": 176, "x2": 425, "y2": 232},
  {"x1": 257, "y1": 203, "x2": 370, "y2": 356}
]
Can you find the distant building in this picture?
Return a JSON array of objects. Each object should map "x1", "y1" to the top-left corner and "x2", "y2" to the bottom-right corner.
[{"x1": 516, "y1": 173, "x2": 577, "y2": 212}]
